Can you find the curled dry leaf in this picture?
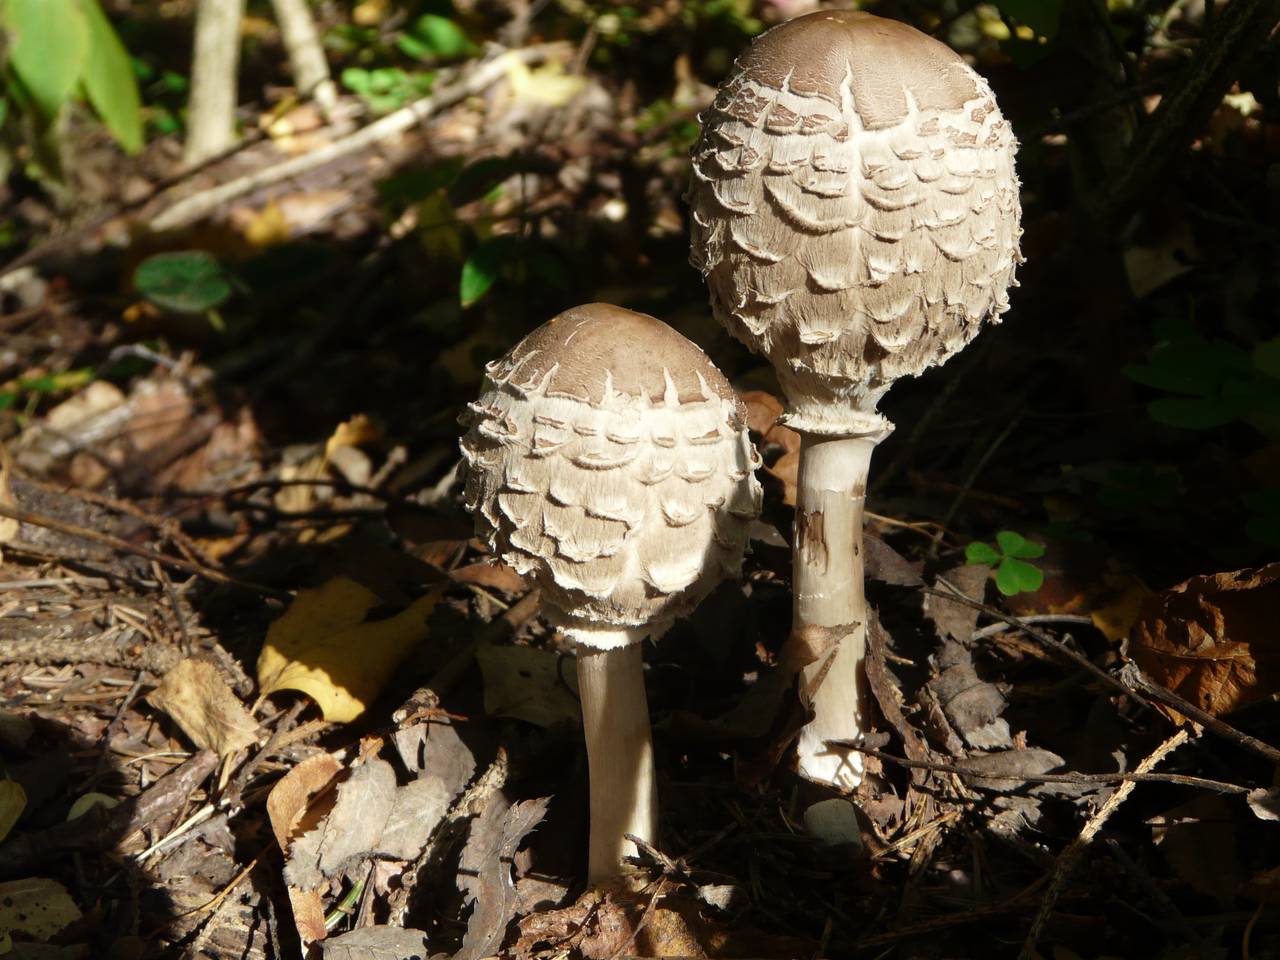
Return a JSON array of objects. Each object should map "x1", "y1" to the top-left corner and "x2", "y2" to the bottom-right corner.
[
  {"x1": 1126, "y1": 562, "x2": 1280, "y2": 719},
  {"x1": 146, "y1": 658, "x2": 258, "y2": 758},
  {"x1": 740, "y1": 389, "x2": 801, "y2": 505},
  {"x1": 266, "y1": 752, "x2": 343, "y2": 853},
  {"x1": 455, "y1": 796, "x2": 550, "y2": 960},
  {"x1": 258, "y1": 577, "x2": 445, "y2": 723}
]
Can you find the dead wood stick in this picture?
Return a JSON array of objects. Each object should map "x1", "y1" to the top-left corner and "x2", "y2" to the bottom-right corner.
[
  {"x1": 831, "y1": 742, "x2": 1248, "y2": 795},
  {"x1": 151, "y1": 43, "x2": 570, "y2": 230},
  {"x1": 0, "y1": 501, "x2": 287, "y2": 600},
  {"x1": 1098, "y1": 0, "x2": 1280, "y2": 227},
  {"x1": 0, "y1": 749, "x2": 218, "y2": 875},
  {"x1": 0, "y1": 632, "x2": 181, "y2": 673},
  {"x1": 1018, "y1": 730, "x2": 1190, "y2": 959}
]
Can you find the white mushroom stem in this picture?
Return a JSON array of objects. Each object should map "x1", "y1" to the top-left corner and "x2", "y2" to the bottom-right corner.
[
  {"x1": 792, "y1": 432, "x2": 878, "y2": 790},
  {"x1": 576, "y1": 642, "x2": 658, "y2": 882}
]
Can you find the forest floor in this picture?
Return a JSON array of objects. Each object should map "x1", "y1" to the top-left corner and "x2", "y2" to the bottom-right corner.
[{"x1": 0, "y1": 2, "x2": 1278, "y2": 958}]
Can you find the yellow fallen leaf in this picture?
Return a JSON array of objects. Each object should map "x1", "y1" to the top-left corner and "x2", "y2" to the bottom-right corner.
[
  {"x1": 147, "y1": 659, "x2": 259, "y2": 758},
  {"x1": 0, "y1": 779, "x2": 25, "y2": 844},
  {"x1": 258, "y1": 577, "x2": 444, "y2": 723},
  {"x1": 240, "y1": 201, "x2": 292, "y2": 247},
  {"x1": 66, "y1": 792, "x2": 120, "y2": 821},
  {"x1": 325, "y1": 413, "x2": 382, "y2": 460},
  {"x1": 505, "y1": 58, "x2": 585, "y2": 108},
  {"x1": 0, "y1": 450, "x2": 19, "y2": 551},
  {"x1": 1092, "y1": 576, "x2": 1153, "y2": 645},
  {"x1": 0, "y1": 877, "x2": 80, "y2": 941}
]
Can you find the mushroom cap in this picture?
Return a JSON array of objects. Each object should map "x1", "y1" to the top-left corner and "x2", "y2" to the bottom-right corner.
[
  {"x1": 460, "y1": 304, "x2": 762, "y2": 648},
  {"x1": 688, "y1": 10, "x2": 1022, "y2": 436}
]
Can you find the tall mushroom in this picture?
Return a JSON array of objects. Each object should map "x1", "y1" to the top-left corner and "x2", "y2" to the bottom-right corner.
[
  {"x1": 460, "y1": 303, "x2": 762, "y2": 881},
  {"x1": 688, "y1": 11, "x2": 1021, "y2": 788}
]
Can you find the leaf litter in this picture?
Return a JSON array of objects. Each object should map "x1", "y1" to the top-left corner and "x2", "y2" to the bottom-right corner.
[{"x1": 1, "y1": 4, "x2": 1279, "y2": 956}]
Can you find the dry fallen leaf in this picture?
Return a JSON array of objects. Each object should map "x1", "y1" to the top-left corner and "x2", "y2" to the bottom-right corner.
[
  {"x1": 321, "y1": 926, "x2": 432, "y2": 959},
  {"x1": 258, "y1": 577, "x2": 445, "y2": 723},
  {"x1": 456, "y1": 796, "x2": 550, "y2": 960},
  {"x1": 267, "y1": 753, "x2": 344, "y2": 853},
  {"x1": 476, "y1": 641, "x2": 580, "y2": 728},
  {"x1": 1126, "y1": 562, "x2": 1280, "y2": 719},
  {"x1": 0, "y1": 878, "x2": 81, "y2": 942},
  {"x1": 740, "y1": 389, "x2": 801, "y2": 505},
  {"x1": 147, "y1": 659, "x2": 259, "y2": 758}
]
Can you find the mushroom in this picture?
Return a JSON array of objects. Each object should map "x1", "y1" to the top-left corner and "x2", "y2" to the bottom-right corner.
[
  {"x1": 687, "y1": 11, "x2": 1021, "y2": 788},
  {"x1": 459, "y1": 303, "x2": 762, "y2": 881}
]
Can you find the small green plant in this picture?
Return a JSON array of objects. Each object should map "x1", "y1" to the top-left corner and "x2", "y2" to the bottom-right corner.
[
  {"x1": 1124, "y1": 318, "x2": 1280, "y2": 434},
  {"x1": 396, "y1": 14, "x2": 476, "y2": 62},
  {"x1": 134, "y1": 250, "x2": 234, "y2": 330},
  {"x1": 340, "y1": 67, "x2": 435, "y2": 114},
  {"x1": 0, "y1": 0, "x2": 143, "y2": 153},
  {"x1": 965, "y1": 530, "x2": 1046, "y2": 596},
  {"x1": 0, "y1": 368, "x2": 94, "y2": 412}
]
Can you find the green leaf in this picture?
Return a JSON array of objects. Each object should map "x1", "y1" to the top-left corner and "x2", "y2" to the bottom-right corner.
[
  {"x1": 79, "y1": 0, "x2": 143, "y2": 152},
  {"x1": 965, "y1": 541, "x2": 1001, "y2": 566},
  {"x1": 134, "y1": 251, "x2": 233, "y2": 313},
  {"x1": 996, "y1": 529, "x2": 1044, "y2": 559},
  {"x1": 996, "y1": 557, "x2": 1043, "y2": 596},
  {"x1": 405, "y1": 14, "x2": 475, "y2": 60},
  {"x1": 4, "y1": 0, "x2": 90, "y2": 117},
  {"x1": 1147, "y1": 396, "x2": 1242, "y2": 430},
  {"x1": 340, "y1": 68, "x2": 372, "y2": 94},
  {"x1": 460, "y1": 236, "x2": 518, "y2": 307}
]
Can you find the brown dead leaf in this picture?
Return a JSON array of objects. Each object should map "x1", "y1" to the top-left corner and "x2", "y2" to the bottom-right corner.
[
  {"x1": 266, "y1": 753, "x2": 343, "y2": 852},
  {"x1": 1126, "y1": 563, "x2": 1280, "y2": 719},
  {"x1": 476, "y1": 641, "x2": 579, "y2": 728},
  {"x1": 321, "y1": 926, "x2": 432, "y2": 959},
  {"x1": 451, "y1": 560, "x2": 528, "y2": 593},
  {"x1": 288, "y1": 885, "x2": 328, "y2": 948},
  {"x1": 456, "y1": 796, "x2": 550, "y2": 960},
  {"x1": 740, "y1": 389, "x2": 802, "y2": 504},
  {"x1": 146, "y1": 659, "x2": 258, "y2": 758},
  {"x1": 923, "y1": 564, "x2": 990, "y2": 643},
  {"x1": 286, "y1": 759, "x2": 398, "y2": 890}
]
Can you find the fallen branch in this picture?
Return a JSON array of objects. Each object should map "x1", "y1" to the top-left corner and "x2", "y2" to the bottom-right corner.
[
  {"x1": 151, "y1": 43, "x2": 569, "y2": 231},
  {"x1": 1019, "y1": 730, "x2": 1190, "y2": 959},
  {"x1": 0, "y1": 749, "x2": 218, "y2": 875},
  {"x1": 831, "y1": 742, "x2": 1248, "y2": 796}
]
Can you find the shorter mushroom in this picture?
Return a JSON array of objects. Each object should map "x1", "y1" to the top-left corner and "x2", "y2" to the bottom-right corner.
[{"x1": 460, "y1": 303, "x2": 762, "y2": 882}]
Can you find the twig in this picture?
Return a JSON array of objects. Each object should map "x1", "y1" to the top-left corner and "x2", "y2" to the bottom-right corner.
[
  {"x1": 151, "y1": 43, "x2": 569, "y2": 230},
  {"x1": 0, "y1": 750, "x2": 218, "y2": 875},
  {"x1": 971, "y1": 614, "x2": 1094, "y2": 639},
  {"x1": 1018, "y1": 730, "x2": 1190, "y2": 959},
  {"x1": 0, "y1": 501, "x2": 287, "y2": 600},
  {"x1": 927, "y1": 580, "x2": 1147, "y2": 710},
  {"x1": 830, "y1": 742, "x2": 1248, "y2": 795},
  {"x1": 1097, "y1": 0, "x2": 1280, "y2": 227},
  {"x1": 1119, "y1": 662, "x2": 1280, "y2": 767}
]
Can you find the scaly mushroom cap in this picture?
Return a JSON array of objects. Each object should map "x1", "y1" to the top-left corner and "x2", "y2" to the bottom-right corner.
[
  {"x1": 688, "y1": 10, "x2": 1022, "y2": 435},
  {"x1": 460, "y1": 304, "x2": 763, "y2": 648}
]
